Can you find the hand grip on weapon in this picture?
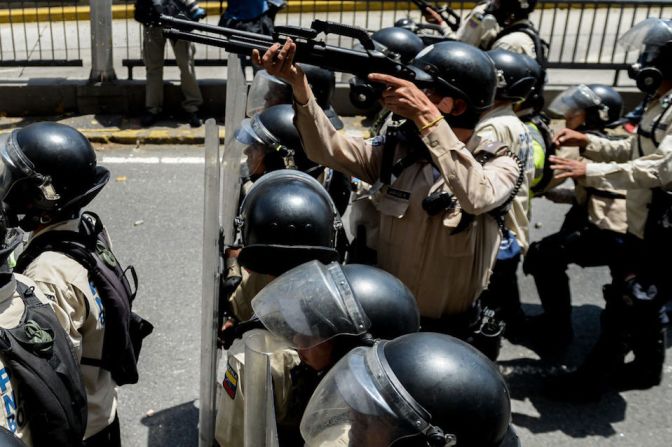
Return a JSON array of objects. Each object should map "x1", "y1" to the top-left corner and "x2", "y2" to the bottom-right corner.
[
  {"x1": 252, "y1": 38, "x2": 311, "y2": 105},
  {"x1": 368, "y1": 73, "x2": 445, "y2": 132},
  {"x1": 423, "y1": 7, "x2": 445, "y2": 26}
]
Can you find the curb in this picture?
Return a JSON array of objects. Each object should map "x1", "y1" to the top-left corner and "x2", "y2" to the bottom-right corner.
[
  {"x1": 0, "y1": 1, "x2": 477, "y2": 24},
  {"x1": 81, "y1": 127, "x2": 225, "y2": 145}
]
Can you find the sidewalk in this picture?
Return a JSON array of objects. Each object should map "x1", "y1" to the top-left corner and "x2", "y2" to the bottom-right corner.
[{"x1": 0, "y1": 113, "x2": 368, "y2": 145}]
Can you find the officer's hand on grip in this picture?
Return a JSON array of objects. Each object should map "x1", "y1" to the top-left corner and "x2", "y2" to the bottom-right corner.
[
  {"x1": 253, "y1": 39, "x2": 310, "y2": 104},
  {"x1": 368, "y1": 73, "x2": 444, "y2": 131},
  {"x1": 553, "y1": 128, "x2": 589, "y2": 148}
]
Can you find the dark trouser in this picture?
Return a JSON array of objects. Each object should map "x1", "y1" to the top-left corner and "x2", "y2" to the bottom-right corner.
[
  {"x1": 421, "y1": 303, "x2": 502, "y2": 361},
  {"x1": 479, "y1": 254, "x2": 522, "y2": 325},
  {"x1": 83, "y1": 414, "x2": 121, "y2": 447},
  {"x1": 523, "y1": 205, "x2": 627, "y2": 330}
]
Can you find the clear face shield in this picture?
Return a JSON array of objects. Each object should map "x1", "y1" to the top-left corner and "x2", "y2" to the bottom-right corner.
[
  {"x1": 246, "y1": 70, "x2": 293, "y2": 118},
  {"x1": 235, "y1": 115, "x2": 294, "y2": 177},
  {"x1": 0, "y1": 131, "x2": 60, "y2": 205},
  {"x1": 300, "y1": 343, "x2": 455, "y2": 447},
  {"x1": 548, "y1": 85, "x2": 607, "y2": 127},
  {"x1": 617, "y1": 18, "x2": 672, "y2": 53},
  {"x1": 251, "y1": 261, "x2": 371, "y2": 349}
]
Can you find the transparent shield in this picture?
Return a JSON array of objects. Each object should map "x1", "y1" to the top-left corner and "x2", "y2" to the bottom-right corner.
[
  {"x1": 243, "y1": 329, "x2": 290, "y2": 447},
  {"x1": 246, "y1": 70, "x2": 292, "y2": 117},
  {"x1": 199, "y1": 54, "x2": 248, "y2": 447},
  {"x1": 251, "y1": 261, "x2": 370, "y2": 349}
]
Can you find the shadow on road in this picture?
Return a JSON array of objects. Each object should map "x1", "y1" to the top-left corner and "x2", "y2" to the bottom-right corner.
[{"x1": 140, "y1": 401, "x2": 198, "y2": 447}]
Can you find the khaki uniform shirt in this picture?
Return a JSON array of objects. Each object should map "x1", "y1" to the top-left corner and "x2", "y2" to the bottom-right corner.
[
  {"x1": 21, "y1": 218, "x2": 118, "y2": 439},
  {"x1": 294, "y1": 96, "x2": 519, "y2": 317},
  {"x1": 0, "y1": 273, "x2": 52, "y2": 446},
  {"x1": 489, "y1": 20, "x2": 537, "y2": 58},
  {"x1": 583, "y1": 89, "x2": 672, "y2": 239},
  {"x1": 475, "y1": 104, "x2": 533, "y2": 252},
  {"x1": 228, "y1": 269, "x2": 274, "y2": 322},
  {"x1": 215, "y1": 336, "x2": 300, "y2": 447},
  {"x1": 552, "y1": 146, "x2": 629, "y2": 234}
]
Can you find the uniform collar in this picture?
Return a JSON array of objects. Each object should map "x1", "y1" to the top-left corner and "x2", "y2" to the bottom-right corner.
[
  {"x1": 30, "y1": 216, "x2": 81, "y2": 241},
  {"x1": 480, "y1": 103, "x2": 515, "y2": 120}
]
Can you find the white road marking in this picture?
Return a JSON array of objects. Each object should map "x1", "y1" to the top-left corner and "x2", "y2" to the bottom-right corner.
[{"x1": 101, "y1": 156, "x2": 204, "y2": 164}]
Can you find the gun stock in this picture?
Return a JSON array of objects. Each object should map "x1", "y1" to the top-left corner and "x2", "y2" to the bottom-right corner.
[{"x1": 158, "y1": 15, "x2": 435, "y2": 90}]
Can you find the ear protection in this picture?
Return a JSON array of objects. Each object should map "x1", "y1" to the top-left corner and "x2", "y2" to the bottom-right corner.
[{"x1": 629, "y1": 63, "x2": 663, "y2": 94}]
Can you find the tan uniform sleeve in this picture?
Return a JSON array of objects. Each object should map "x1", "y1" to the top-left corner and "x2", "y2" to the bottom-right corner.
[
  {"x1": 582, "y1": 133, "x2": 635, "y2": 163},
  {"x1": 293, "y1": 95, "x2": 381, "y2": 184},
  {"x1": 422, "y1": 121, "x2": 520, "y2": 214},
  {"x1": 490, "y1": 31, "x2": 536, "y2": 58},
  {"x1": 23, "y1": 258, "x2": 90, "y2": 361},
  {"x1": 584, "y1": 130, "x2": 672, "y2": 190}
]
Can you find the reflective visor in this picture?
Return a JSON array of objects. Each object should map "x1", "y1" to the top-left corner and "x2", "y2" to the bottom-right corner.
[
  {"x1": 618, "y1": 18, "x2": 672, "y2": 51},
  {"x1": 246, "y1": 70, "x2": 292, "y2": 118},
  {"x1": 548, "y1": 85, "x2": 601, "y2": 117},
  {"x1": 251, "y1": 261, "x2": 370, "y2": 349},
  {"x1": 300, "y1": 343, "x2": 439, "y2": 447}
]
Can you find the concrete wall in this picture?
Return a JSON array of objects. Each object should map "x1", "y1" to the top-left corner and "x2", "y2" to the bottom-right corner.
[{"x1": 0, "y1": 79, "x2": 645, "y2": 118}]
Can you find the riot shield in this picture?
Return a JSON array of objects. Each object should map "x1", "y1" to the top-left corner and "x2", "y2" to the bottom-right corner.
[
  {"x1": 199, "y1": 53, "x2": 248, "y2": 447},
  {"x1": 243, "y1": 330, "x2": 288, "y2": 447}
]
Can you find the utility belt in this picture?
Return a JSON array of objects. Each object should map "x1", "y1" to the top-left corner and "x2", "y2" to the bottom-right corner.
[{"x1": 420, "y1": 302, "x2": 505, "y2": 340}]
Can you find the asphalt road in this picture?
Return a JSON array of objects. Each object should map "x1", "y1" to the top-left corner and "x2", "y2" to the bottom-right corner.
[{"x1": 88, "y1": 143, "x2": 671, "y2": 447}]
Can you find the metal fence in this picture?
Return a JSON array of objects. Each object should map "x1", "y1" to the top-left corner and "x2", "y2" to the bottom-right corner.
[{"x1": 1, "y1": 1, "x2": 671, "y2": 83}]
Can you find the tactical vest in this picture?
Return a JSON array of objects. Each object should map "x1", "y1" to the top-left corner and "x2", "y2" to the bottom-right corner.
[
  {"x1": 379, "y1": 119, "x2": 525, "y2": 234},
  {"x1": 15, "y1": 212, "x2": 154, "y2": 386},
  {"x1": 0, "y1": 280, "x2": 87, "y2": 447}
]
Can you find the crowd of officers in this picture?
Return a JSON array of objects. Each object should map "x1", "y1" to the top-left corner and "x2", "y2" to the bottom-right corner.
[
  {"x1": 213, "y1": 0, "x2": 672, "y2": 445},
  {"x1": 0, "y1": 0, "x2": 670, "y2": 446}
]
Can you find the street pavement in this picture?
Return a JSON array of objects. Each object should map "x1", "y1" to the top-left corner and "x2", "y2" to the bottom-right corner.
[{"x1": 86, "y1": 136, "x2": 672, "y2": 447}]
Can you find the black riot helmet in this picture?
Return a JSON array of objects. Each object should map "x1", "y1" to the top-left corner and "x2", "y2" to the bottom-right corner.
[
  {"x1": 0, "y1": 122, "x2": 110, "y2": 231},
  {"x1": 486, "y1": 0, "x2": 538, "y2": 26},
  {"x1": 297, "y1": 63, "x2": 344, "y2": 130},
  {"x1": 237, "y1": 170, "x2": 341, "y2": 276},
  {"x1": 619, "y1": 18, "x2": 672, "y2": 94},
  {"x1": 372, "y1": 27, "x2": 425, "y2": 64},
  {"x1": 235, "y1": 104, "x2": 317, "y2": 176},
  {"x1": 549, "y1": 84, "x2": 623, "y2": 130},
  {"x1": 488, "y1": 49, "x2": 537, "y2": 102},
  {"x1": 300, "y1": 332, "x2": 513, "y2": 447},
  {"x1": 252, "y1": 261, "x2": 420, "y2": 350},
  {"x1": 394, "y1": 17, "x2": 418, "y2": 33},
  {"x1": 412, "y1": 41, "x2": 497, "y2": 127},
  {"x1": 0, "y1": 427, "x2": 27, "y2": 447}
]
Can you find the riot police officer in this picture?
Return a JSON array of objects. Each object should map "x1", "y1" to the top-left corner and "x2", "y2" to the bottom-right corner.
[
  {"x1": 0, "y1": 214, "x2": 87, "y2": 447},
  {"x1": 218, "y1": 260, "x2": 421, "y2": 446},
  {"x1": 0, "y1": 123, "x2": 150, "y2": 446},
  {"x1": 254, "y1": 39, "x2": 521, "y2": 354},
  {"x1": 221, "y1": 170, "x2": 342, "y2": 326},
  {"x1": 300, "y1": 332, "x2": 519, "y2": 447},
  {"x1": 548, "y1": 17, "x2": 672, "y2": 397},
  {"x1": 523, "y1": 84, "x2": 628, "y2": 350}
]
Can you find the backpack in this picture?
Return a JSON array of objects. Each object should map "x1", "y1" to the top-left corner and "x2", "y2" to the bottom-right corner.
[
  {"x1": 15, "y1": 212, "x2": 154, "y2": 386},
  {"x1": 0, "y1": 280, "x2": 87, "y2": 447}
]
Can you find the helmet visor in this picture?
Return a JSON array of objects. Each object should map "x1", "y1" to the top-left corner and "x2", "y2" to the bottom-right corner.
[
  {"x1": 251, "y1": 261, "x2": 370, "y2": 349},
  {"x1": 246, "y1": 70, "x2": 292, "y2": 117},
  {"x1": 0, "y1": 131, "x2": 58, "y2": 203},
  {"x1": 548, "y1": 85, "x2": 601, "y2": 118},
  {"x1": 618, "y1": 18, "x2": 672, "y2": 52},
  {"x1": 300, "y1": 344, "x2": 437, "y2": 447}
]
